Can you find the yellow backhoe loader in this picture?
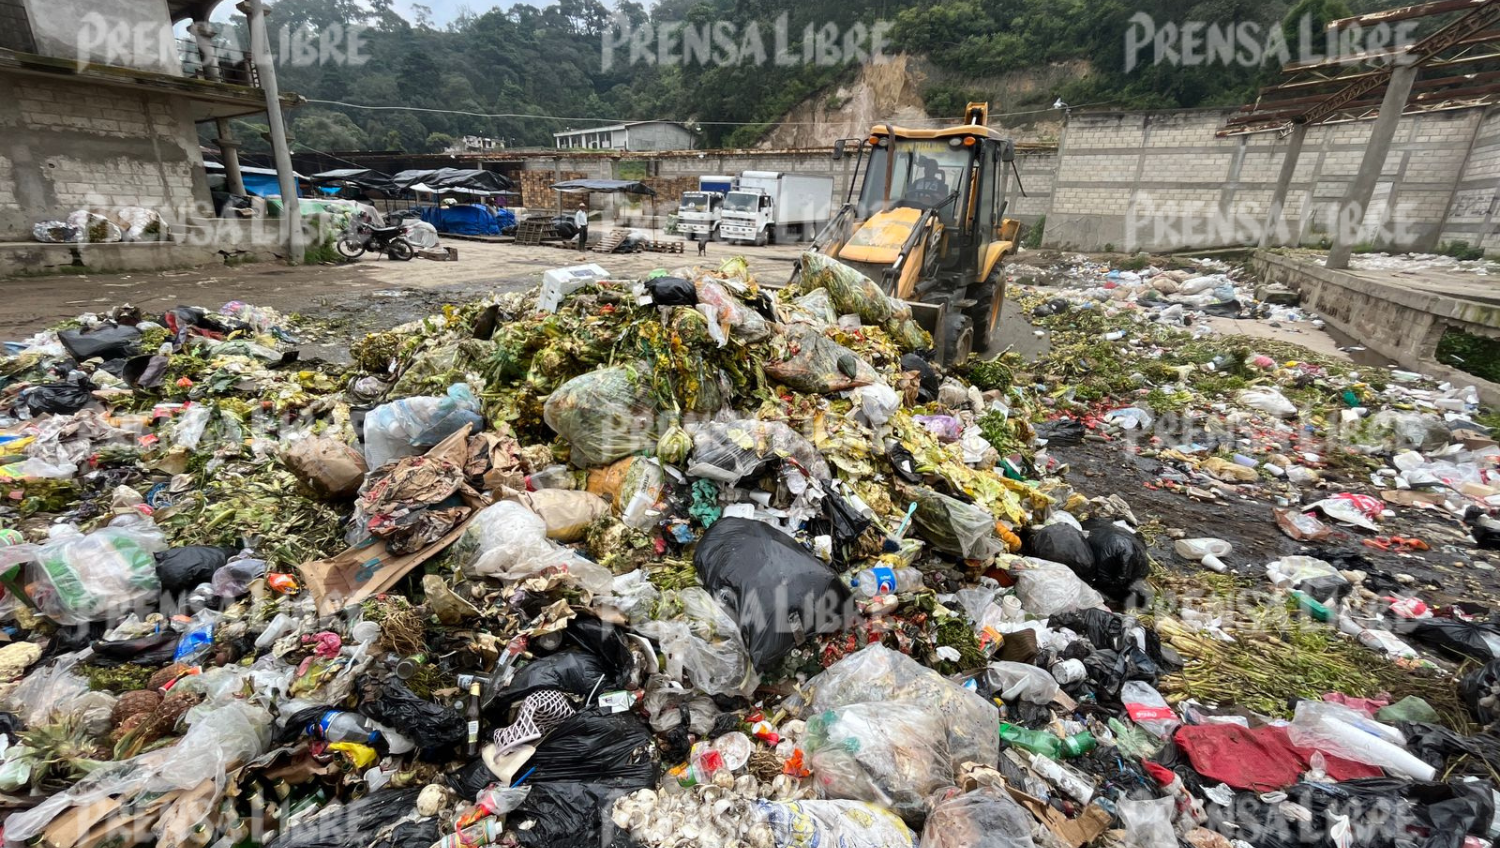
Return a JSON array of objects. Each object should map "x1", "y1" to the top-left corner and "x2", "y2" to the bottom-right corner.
[{"x1": 791, "y1": 102, "x2": 1021, "y2": 364}]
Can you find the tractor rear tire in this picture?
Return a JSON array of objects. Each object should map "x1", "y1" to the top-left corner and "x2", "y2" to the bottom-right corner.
[
  {"x1": 966, "y1": 266, "x2": 1007, "y2": 353},
  {"x1": 943, "y1": 313, "x2": 974, "y2": 366}
]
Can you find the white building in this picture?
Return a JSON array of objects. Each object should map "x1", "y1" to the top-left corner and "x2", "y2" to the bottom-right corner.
[{"x1": 553, "y1": 120, "x2": 695, "y2": 152}]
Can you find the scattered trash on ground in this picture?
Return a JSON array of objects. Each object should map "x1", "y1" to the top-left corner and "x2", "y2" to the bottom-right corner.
[{"x1": 0, "y1": 249, "x2": 1495, "y2": 848}]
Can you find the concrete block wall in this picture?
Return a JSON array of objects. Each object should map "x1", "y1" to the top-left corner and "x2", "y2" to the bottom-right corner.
[
  {"x1": 1436, "y1": 106, "x2": 1500, "y2": 254},
  {"x1": 1010, "y1": 150, "x2": 1054, "y2": 222},
  {"x1": 0, "y1": 73, "x2": 210, "y2": 241},
  {"x1": 1044, "y1": 107, "x2": 1482, "y2": 253}
]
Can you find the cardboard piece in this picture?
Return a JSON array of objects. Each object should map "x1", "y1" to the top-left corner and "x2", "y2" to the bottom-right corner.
[
  {"x1": 303, "y1": 516, "x2": 477, "y2": 616},
  {"x1": 1004, "y1": 786, "x2": 1111, "y2": 848},
  {"x1": 1380, "y1": 489, "x2": 1448, "y2": 508}
]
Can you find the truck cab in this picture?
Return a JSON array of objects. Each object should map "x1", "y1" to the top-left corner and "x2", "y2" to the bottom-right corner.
[
  {"x1": 720, "y1": 189, "x2": 772, "y2": 245},
  {"x1": 676, "y1": 174, "x2": 735, "y2": 240}
]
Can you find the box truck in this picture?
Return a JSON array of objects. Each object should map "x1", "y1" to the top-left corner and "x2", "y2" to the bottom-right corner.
[{"x1": 718, "y1": 171, "x2": 834, "y2": 245}]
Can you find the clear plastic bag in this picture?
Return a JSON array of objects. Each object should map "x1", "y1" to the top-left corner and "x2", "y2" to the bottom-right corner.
[
  {"x1": 542, "y1": 365, "x2": 660, "y2": 467},
  {"x1": 151, "y1": 700, "x2": 272, "y2": 796},
  {"x1": 799, "y1": 251, "x2": 902, "y2": 325},
  {"x1": 634, "y1": 587, "x2": 758, "y2": 698},
  {"x1": 790, "y1": 289, "x2": 838, "y2": 326},
  {"x1": 695, "y1": 279, "x2": 772, "y2": 342},
  {"x1": 1118, "y1": 796, "x2": 1176, "y2": 848},
  {"x1": 5, "y1": 653, "x2": 90, "y2": 726},
  {"x1": 1011, "y1": 557, "x2": 1106, "y2": 617},
  {"x1": 604, "y1": 570, "x2": 661, "y2": 623},
  {"x1": 983, "y1": 662, "x2": 1059, "y2": 705},
  {"x1": 27, "y1": 514, "x2": 166, "y2": 625},
  {"x1": 809, "y1": 644, "x2": 999, "y2": 775},
  {"x1": 908, "y1": 486, "x2": 1004, "y2": 561},
  {"x1": 458, "y1": 501, "x2": 570, "y2": 580},
  {"x1": 853, "y1": 385, "x2": 901, "y2": 430},
  {"x1": 1236, "y1": 388, "x2": 1298, "y2": 419},
  {"x1": 363, "y1": 384, "x2": 483, "y2": 469},
  {"x1": 1286, "y1": 700, "x2": 1434, "y2": 780},
  {"x1": 172, "y1": 405, "x2": 212, "y2": 450},
  {"x1": 754, "y1": 799, "x2": 916, "y2": 848},
  {"x1": 764, "y1": 325, "x2": 880, "y2": 394},
  {"x1": 805, "y1": 702, "x2": 951, "y2": 823},
  {"x1": 921, "y1": 787, "x2": 1038, "y2": 848},
  {"x1": 686, "y1": 419, "x2": 832, "y2": 485}
]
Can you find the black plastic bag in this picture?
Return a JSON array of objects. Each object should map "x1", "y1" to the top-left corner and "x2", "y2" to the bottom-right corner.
[
  {"x1": 1083, "y1": 519, "x2": 1150, "y2": 598},
  {"x1": 561, "y1": 615, "x2": 635, "y2": 682},
  {"x1": 121, "y1": 353, "x2": 170, "y2": 389},
  {"x1": 1396, "y1": 617, "x2": 1500, "y2": 663},
  {"x1": 1035, "y1": 419, "x2": 1085, "y2": 446},
  {"x1": 900, "y1": 353, "x2": 939, "y2": 402},
  {"x1": 520, "y1": 707, "x2": 659, "y2": 786},
  {"x1": 1023, "y1": 524, "x2": 1096, "y2": 583},
  {"x1": 485, "y1": 650, "x2": 618, "y2": 718},
  {"x1": 58, "y1": 324, "x2": 141, "y2": 362},
  {"x1": 823, "y1": 490, "x2": 872, "y2": 546},
  {"x1": 90, "y1": 632, "x2": 180, "y2": 666},
  {"x1": 1049, "y1": 609, "x2": 1124, "y2": 651},
  {"x1": 21, "y1": 379, "x2": 95, "y2": 415},
  {"x1": 694, "y1": 517, "x2": 854, "y2": 670},
  {"x1": 509, "y1": 781, "x2": 638, "y2": 848},
  {"x1": 155, "y1": 546, "x2": 236, "y2": 593},
  {"x1": 1460, "y1": 659, "x2": 1500, "y2": 725},
  {"x1": 887, "y1": 444, "x2": 923, "y2": 484},
  {"x1": 359, "y1": 676, "x2": 467, "y2": 749},
  {"x1": 1398, "y1": 721, "x2": 1500, "y2": 775},
  {"x1": 266, "y1": 788, "x2": 436, "y2": 848},
  {"x1": 646, "y1": 276, "x2": 697, "y2": 306}
]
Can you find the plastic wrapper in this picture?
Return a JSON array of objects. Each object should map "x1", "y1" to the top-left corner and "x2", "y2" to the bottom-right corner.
[
  {"x1": 542, "y1": 364, "x2": 659, "y2": 467},
  {"x1": 790, "y1": 288, "x2": 839, "y2": 326},
  {"x1": 634, "y1": 587, "x2": 759, "y2": 698},
  {"x1": 914, "y1": 415, "x2": 964, "y2": 443},
  {"x1": 806, "y1": 702, "x2": 951, "y2": 823},
  {"x1": 920, "y1": 787, "x2": 1037, "y2": 848},
  {"x1": 363, "y1": 384, "x2": 483, "y2": 469},
  {"x1": 694, "y1": 517, "x2": 854, "y2": 669},
  {"x1": 27, "y1": 515, "x2": 166, "y2": 625},
  {"x1": 853, "y1": 385, "x2": 901, "y2": 430},
  {"x1": 686, "y1": 419, "x2": 831, "y2": 484},
  {"x1": 907, "y1": 486, "x2": 1004, "y2": 561},
  {"x1": 1011, "y1": 556, "x2": 1106, "y2": 617},
  {"x1": 764, "y1": 324, "x2": 880, "y2": 394},
  {"x1": 809, "y1": 644, "x2": 999, "y2": 774},
  {"x1": 695, "y1": 279, "x2": 772, "y2": 342},
  {"x1": 754, "y1": 798, "x2": 916, "y2": 848}
]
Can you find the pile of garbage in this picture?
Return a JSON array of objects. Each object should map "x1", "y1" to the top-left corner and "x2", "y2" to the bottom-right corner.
[{"x1": 0, "y1": 249, "x2": 1497, "y2": 848}]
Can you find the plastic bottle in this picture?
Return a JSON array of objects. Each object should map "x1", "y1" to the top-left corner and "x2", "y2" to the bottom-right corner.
[
  {"x1": 306, "y1": 710, "x2": 381, "y2": 745},
  {"x1": 999, "y1": 723, "x2": 1096, "y2": 759},
  {"x1": 1027, "y1": 752, "x2": 1095, "y2": 803},
  {"x1": 1120, "y1": 681, "x2": 1180, "y2": 738},
  {"x1": 854, "y1": 565, "x2": 923, "y2": 597},
  {"x1": 1173, "y1": 538, "x2": 1230, "y2": 573}
]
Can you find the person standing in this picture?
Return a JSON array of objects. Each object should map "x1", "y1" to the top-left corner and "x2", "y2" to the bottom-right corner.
[{"x1": 574, "y1": 203, "x2": 589, "y2": 252}]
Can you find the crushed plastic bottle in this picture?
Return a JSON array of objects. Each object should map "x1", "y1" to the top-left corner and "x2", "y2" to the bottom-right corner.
[{"x1": 854, "y1": 565, "x2": 923, "y2": 597}]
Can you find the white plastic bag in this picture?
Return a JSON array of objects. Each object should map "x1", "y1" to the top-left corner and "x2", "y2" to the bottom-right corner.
[
  {"x1": 1237, "y1": 388, "x2": 1298, "y2": 419},
  {"x1": 5, "y1": 653, "x2": 90, "y2": 726},
  {"x1": 1011, "y1": 557, "x2": 1105, "y2": 617},
  {"x1": 459, "y1": 501, "x2": 614, "y2": 597},
  {"x1": 1118, "y1": 796, "x2": 1176, "y2": 848},
  {"x1": 983, "y1": 662, "x2": 1059, "y2": 705}
]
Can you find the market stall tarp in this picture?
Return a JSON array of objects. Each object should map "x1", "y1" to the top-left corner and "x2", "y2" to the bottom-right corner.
[
  {"x1": 393, "y1": 168, "x2": 514, "y2": 193},
  {"x1": 419, "y1": 204, "x2": 516, "y2": 236},
  {"x1": 550, "y1": 179, "x2": 657, "y2": 196},
  {"x1": 310, "y1": 168, "x2": 398, "y2": 195}
]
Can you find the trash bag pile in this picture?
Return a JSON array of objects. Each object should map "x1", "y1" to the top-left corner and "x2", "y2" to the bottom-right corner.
[{"x1": 0, "y1": 250, "x2": 1497, "y2": 848}]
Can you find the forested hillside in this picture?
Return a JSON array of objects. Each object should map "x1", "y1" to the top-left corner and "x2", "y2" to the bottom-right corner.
[{"x1": 225, "y1": 0, "x2": 1399, "y2": 155}]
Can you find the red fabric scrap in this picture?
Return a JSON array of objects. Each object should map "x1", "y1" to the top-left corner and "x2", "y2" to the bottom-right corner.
[{"x1": 1175, "y1": 723, "x2": 1382, "y2": 791}]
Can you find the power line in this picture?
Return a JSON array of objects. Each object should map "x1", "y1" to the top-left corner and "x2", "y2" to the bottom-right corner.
[{"x1": 305, "y1": 97, "x2": 1106, "y2": 127}]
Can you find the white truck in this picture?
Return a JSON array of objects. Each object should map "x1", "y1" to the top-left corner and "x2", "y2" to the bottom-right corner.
[
  {"x1": 719, "y1": 171, "x2": 835, "y2": 245},
  {"x1": 676, "y1": 174, "x2": 735, "y2": 240}
]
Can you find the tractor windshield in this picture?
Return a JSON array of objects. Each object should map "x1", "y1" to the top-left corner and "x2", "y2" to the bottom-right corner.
[{"x1": 858, "y1": 140, "x2": 973, "y2": 225}]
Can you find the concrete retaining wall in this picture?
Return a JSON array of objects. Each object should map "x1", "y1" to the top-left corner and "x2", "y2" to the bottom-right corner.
[
  {"x1": 1251, "y1": 250, "x2": 1500, "y2": 405},
  {"x1": 1437, "y1": 107, "x2": 1500, "y2": 254}
]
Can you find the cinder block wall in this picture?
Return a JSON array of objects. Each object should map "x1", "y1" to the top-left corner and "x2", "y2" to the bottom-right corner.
[
  {"x1": 0, "y1": 74, "x2": 210, "y2": 240},
  {"x1": 1045, "y1": 107, "x2": 1483, "y2": 253},
  {"x1": 1437, "y1": 106, "x2": 1500, "y2": 254}
]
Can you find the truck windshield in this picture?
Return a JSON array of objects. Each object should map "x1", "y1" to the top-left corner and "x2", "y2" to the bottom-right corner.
[
  {"x1": 857, "y1": 140, "x2": 973, "y2": 225},
  {"x1": 723, "y1": 193, "x2": 757, "y2": 213},
  {"x1": 680, "y1": 193, "x2": 710, "y2": 212}
]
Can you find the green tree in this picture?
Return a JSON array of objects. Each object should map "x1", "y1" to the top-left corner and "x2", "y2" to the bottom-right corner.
[{"x1": 291, "y1": 109, "x2": 366, "y2": 150}]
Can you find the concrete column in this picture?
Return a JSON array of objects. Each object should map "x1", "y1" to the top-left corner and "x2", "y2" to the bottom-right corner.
[
  {"x1": 215, "y1": 118, "x2": 246, "y2": 196},
  {"x1": 1327, "y1": 62, "x2": 1418, "y2": 270},
  {"x1": 1259, "y1": 122, "x2": 1308, "y2": 248},
  {"x1": 188, "y1": 21, "x2": 220, "y2": 81},
  {"x1": 237, "y1": 0, "x2": 303, "y2": 263}
]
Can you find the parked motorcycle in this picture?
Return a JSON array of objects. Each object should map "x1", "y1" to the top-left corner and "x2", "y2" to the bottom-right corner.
[{"x1": 336, "y1": 222, "x2": 415, "y2": 261}]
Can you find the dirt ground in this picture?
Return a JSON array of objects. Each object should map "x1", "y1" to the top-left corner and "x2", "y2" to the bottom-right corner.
[{"x1": 0, "y1": 240, "x2": 808, "y2": 349}]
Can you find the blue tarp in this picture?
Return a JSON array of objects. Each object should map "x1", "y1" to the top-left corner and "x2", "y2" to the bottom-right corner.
[
  {"x1": 242, "y1": 172, "x2": 284, "y2": 198},
  {"x1": 419, "y1": 204, "x2": 516, "y2": 236}
]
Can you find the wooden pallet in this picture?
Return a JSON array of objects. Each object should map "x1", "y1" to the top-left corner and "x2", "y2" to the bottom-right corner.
[
  {"x1": 515, "y1": 218, "x2": 553, "y2": 246},
  {"x1": 590, "y1": 228, "x2": 629, "y2": 253},
  {"x1": 641, "y1": 240, "x2": 683, "y2": 254}
]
